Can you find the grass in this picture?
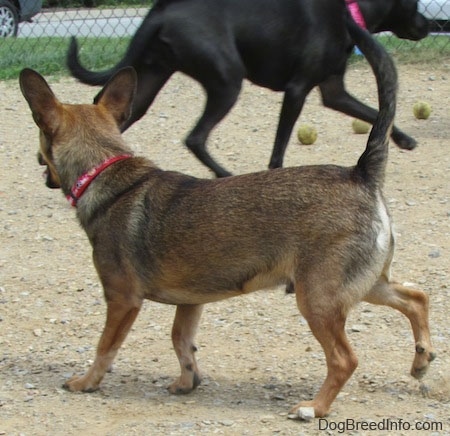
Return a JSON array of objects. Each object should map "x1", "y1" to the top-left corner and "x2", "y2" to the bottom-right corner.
[
  {"x1": 377, "y1": 34, "x2": 450, "y2": 63},
  {"x1": 0, "y1": 37, "x2": 130, "y2": 80},
  {"x1": 1, "y1": 34, "x2": 449, "y2": 81}
]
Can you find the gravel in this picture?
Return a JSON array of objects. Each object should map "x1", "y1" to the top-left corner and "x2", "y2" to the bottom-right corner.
[{"x1": 1, "y1": 62, "x2": 449, "y2": 435}]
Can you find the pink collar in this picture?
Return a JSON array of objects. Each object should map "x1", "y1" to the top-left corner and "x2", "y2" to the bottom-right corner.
[
  {"x1": 345, "y1": 0, "x2": 367, "y2": 29},
  {"x1": 67, "y1": 154, "x2": 132, "y2": 207}
]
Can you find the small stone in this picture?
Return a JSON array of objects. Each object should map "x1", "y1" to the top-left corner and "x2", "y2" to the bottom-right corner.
[
  {"x1": 260, "y1": 415, "x2": 275, "y2": 423},
  {"x1": 428, "y1": 250, "x2": 440, "y2": 259},
  {"x1": 219, "y1": 420, "x2": 235, "y2": 427},
  {"x1": 179, "y1": 422, "x2": 195, "y2": 429}
]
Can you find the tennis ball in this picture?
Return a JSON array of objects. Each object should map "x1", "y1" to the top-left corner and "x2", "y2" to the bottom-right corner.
[
  {"x1": 297, "y1": 124, "x2": 317, "y2": 145},
  {"x1": 413, "y1": 101, "x2": 432, "y2": 120},
  {"x1": 351, "y1": 119, "x2": 371, "y2": 134}
]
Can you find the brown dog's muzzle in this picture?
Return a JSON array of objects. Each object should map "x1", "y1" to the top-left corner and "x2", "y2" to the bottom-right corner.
[{"x1": 37, "y1": 152, "x2": 60, "y2": 189}]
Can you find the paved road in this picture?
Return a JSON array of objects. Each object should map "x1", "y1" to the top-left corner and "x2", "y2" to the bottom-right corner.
[
  {"x1": 17, "y1": 7, "x2": 450, "y2": 39},
  {"x1": 18, "y1": 8, "x2": 147, "y2": 38}
]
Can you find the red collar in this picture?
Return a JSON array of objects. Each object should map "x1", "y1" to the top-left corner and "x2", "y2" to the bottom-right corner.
[
  {"x1": 67, "y1": 154, "x2": 132, "y2": 207},
  {"x1": 345, "y1": 0, "x2": 367, "y2": 29}
]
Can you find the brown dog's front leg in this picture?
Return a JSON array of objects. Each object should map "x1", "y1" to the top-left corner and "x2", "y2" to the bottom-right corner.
[
  {"x1": 168, "y1": 304, "x2": 204, "y2": 394},
  {"x1": 63, "y1": 299, "x2": 142, "y2": 393}
]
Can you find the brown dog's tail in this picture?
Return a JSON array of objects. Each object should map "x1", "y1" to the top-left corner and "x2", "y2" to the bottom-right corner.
[
  {"x1": 67, "y1": 7, "x2": 164, "y2": 86},
  {"x1": 347, "y1": 19, "x2": 398, "y2": 190}
]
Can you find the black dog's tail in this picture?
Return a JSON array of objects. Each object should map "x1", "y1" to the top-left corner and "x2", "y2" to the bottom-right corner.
[
  {"x1": 67, "y1": 7, "x2": 163, "y2": 86},
  {"x1": 347, "y1": 19, "x2": 398, "y2": 190}
]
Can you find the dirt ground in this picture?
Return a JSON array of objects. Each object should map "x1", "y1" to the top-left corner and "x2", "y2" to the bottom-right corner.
[{"x1": 0, "y1": 61, "x2": 449, "y2": 435}]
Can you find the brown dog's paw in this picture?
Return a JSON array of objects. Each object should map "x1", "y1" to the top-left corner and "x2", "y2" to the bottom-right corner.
[
  {"x1": 63, "y1": 375, "x2": 100, "y2": 393},
  {"x1": 167, "y1": 372, "x2": 201, "y2": 395},
  {"x1": 411, "y1": 344, "x2": 436, "y2": 380},
  {"x1": 289, "y1": 400, "x2": 329, "y2": 419}
]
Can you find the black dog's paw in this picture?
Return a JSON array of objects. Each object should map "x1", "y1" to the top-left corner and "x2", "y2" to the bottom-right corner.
[{"x1": 392, "y1": 131, "x2": 417, "y2": 150}]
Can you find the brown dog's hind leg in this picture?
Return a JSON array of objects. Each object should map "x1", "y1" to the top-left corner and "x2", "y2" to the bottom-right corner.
[
  {"x1": 168, "y1": 304, "x2": 204, "y2": 394},
  {"x1": 291, "y1": 288, "x2": 358, "y2": 417},
  {"x1": 63, "y1": 298, "x2": 142, "y2": 393},
  {"x1": 364, "y1": 278, "x2": 435, "y2": 379}
]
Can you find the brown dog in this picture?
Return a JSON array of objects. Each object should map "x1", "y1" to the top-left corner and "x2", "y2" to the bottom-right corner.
[{"x1": 20, "y1": 24, "x2": 434, "y2": 418}]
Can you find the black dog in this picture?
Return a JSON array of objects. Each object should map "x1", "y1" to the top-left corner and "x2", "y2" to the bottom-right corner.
[{"x1": 67, "y1": 0, "x2": 428, "y2": 177}]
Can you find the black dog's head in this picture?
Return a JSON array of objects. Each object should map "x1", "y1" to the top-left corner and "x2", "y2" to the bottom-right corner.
[{"x1": 362, "y1": 0, "x2": 429, "y2": 41}]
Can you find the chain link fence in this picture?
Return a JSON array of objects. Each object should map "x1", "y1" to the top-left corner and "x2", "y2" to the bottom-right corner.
[{"x1": 1, "y1": 0, "x2": 449, "y2": 75}]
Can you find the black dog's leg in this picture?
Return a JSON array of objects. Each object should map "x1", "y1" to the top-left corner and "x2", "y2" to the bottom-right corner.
[
  {"x1": 268, "y1": 83, "x2": 311, "y2": 169},
  {"x1": 319, "y1": 75, "x2": 417, "y2": 150},
  {"x1": 185, "y1": 83, "x2": 242, "y2": 177},
  {"x1": 121, "y1": 65, "x2": 173, "y2": 132}
]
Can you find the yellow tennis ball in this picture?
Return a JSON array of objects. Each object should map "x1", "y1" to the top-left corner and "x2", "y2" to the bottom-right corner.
[
  {"x1": 351, "y1": 119, "x2": 371, "y2": 134},
  {"x1": 413, "y1": 101, "x2": 432, "y2": 120},
  {"x1": 297, "y1": 124, "x2": 317, "y2": 145}
]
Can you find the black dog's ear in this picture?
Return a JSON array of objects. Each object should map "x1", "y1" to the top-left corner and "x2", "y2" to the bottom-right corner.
[
  {"x1": 93, "y1": 67, "x2": 137, "y2": 129},
  {"x1": 19, "y1": 68, "x2": 62, "y2": 134}
]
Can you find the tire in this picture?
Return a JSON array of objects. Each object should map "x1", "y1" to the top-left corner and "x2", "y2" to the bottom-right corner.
[{"x1": 0, "y1": 0, "x2": 19, "y2": 37}]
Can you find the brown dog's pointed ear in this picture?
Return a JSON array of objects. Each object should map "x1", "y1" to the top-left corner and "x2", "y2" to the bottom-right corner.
[
  {"x1": 93, "y1": 67, "x2": 137, "y2": 129},
  {"x1": 19, "y1": 68, "x2": 62, "y2": 134}
]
